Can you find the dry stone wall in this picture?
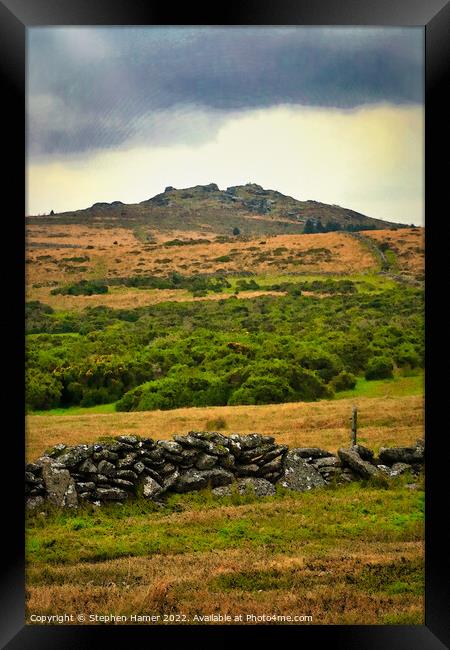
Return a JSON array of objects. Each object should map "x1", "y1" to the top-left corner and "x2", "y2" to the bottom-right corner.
[{"x1": 25, "y1": 432, "x2": 425, "y2": 510}]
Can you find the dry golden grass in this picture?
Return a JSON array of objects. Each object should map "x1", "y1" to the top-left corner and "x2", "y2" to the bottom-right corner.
[
  {"x1": 26, "y1": 285, "x2": 285, "y2": 311},
  {"x1": 365, "y1": 228, "x2": 424, "y2": 276},
  {"x1": 26, "y1": 539, "x2": 423, "y2": 625},
  {"x1": 26, "y1": 395, "x2": 423, "y2": 462},
  {"x1": 26, "y1": 224, "x2": 377, "y2": 290}
]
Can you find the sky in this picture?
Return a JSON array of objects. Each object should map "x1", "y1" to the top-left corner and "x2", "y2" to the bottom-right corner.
[{"x1": 27, "y1": 27, "x2": 424, "y2": 225}]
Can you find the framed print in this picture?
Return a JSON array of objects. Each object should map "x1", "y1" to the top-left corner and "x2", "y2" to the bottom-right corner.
[{"x1": 0, "y1": 0, "x2": 448, "y2": 647}]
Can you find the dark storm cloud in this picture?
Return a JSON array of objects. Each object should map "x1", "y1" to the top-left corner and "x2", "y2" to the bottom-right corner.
[{"x1": 27, "y1": 27, "x2": 423, "y2": 158}]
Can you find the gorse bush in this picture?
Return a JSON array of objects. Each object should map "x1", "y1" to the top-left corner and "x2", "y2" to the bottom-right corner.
[
  {"x1": 365, "y1": 357, "x2": 394, "y2": 381},
  {"x1": 25, "y1": 285, "x2": 423, "y2": 411},
  {"x1": 51, "y1": 280, "x2": 108, "y2": 296},
  {"x1": 330, "y1": 370, "x2": 357, "y2": 392}
]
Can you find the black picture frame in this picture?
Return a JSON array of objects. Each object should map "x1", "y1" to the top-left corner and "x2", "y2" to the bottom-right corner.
[{"x1": 1, "y1": 1, "x2": 448, "y2": 647}]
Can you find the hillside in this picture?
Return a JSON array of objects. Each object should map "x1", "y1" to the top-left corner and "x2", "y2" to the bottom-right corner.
[{"x1": 26, "y1": 182, "x2": 403, "y2": 236}]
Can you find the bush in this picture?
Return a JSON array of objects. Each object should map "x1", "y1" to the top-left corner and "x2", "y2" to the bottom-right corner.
[
  {"x1": 365, "y1": 357, "x2": 394, "y2": 380},
  {"x1": 205, "y1": 416, "x2": 227, "y2": 430},
  {"x1": 394, "y1": 344, "x2": 421, "y2": 369},
  {"x1": 51, "y1": 280, "x2": 108, "y2": 296},
  {"x1": 116, "y1": 373, "x2": 230, "y2": 412},
  {"x1": 228, "y1": 375, "x2": 295, "y2": 405},
  {"x1": 26, "y1": 369, "x2": 62, "y2": 410},
  {"x1": 331, "y1": 370, "x2": 357, "y2": 392}
]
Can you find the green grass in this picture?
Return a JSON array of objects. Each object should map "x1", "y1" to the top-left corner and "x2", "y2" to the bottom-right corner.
[
  {"x1": 225, "y1": 272, "x2": 398, "y2": 294},
  {"x1": 32, "y1": 402, "x2": 117, "y2": 416},
  {"x1": 335, "y1": 371, "x2": 424, "y2": 400},
  {"x1": 26, "y1": 481, "x2": 424, "y2": 566}
]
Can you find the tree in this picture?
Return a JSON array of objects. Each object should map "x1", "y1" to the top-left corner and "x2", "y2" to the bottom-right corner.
[
  {"x1": 303, "y1": 219, "x2": 315, "y2": 234},
  {"x1": 50, "y1": 209, "x2": 55, "y2": 215},
  {"x1": 232, "y1": 227, "x2": 240, "y2": 236},
  {"x1": 316, "y1": 219, "x2": 325, "y2": 233}
]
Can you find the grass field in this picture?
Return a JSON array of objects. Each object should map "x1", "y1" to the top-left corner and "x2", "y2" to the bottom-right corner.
[
  {"x1": 26, "y1": 478, "x2": 424, "y2": 625},
  {"x1": 26, "y1": 393, "x2": 424, "y2": 463},
  {"x1": 25, "y1": 217, "x2": 425, "y2": 626}
]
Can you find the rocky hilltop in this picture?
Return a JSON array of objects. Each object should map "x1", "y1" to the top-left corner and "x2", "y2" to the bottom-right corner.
[
  {"x1": 27, "y1": 183, "x2": 402, "y2": 235},
  {"x1": 26, "y1": 432, "x2": 424, "y2": 510}
]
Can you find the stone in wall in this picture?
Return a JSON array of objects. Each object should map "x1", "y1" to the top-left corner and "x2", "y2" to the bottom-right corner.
[
  {"x1": 24, "y1": 432, "x2": 424, "y2": 509},
  {"x1": 277, "y1": 450, "x2": 326, "y2": 491}
]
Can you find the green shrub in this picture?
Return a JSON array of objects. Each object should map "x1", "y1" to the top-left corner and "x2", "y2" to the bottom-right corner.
[
  {"x1": 205, "y1": 416, "x2": 227, "y2": 430},
  {"x1": 51, "y1": 280, "x2": 108, "y2": 296},
  {"x1": 394, "y1": 344, "x2": 421, "y2": 369},
  {"x1": 331, "y1": 370, "x2": 357, "y2": 391},
  {"x1": 26, "y1": 369, "x2": 62, "y2": 410},
  {"x1": 365, "y1": 357, "x2": 394, "y2": 380},
  {"x1": 228, "y1": 375, "x2": 295, "y2": 405}
]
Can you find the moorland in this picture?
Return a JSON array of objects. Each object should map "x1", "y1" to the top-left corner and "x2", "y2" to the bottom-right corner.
[{"x1": 25, "y1": 183, "x2": 425, "y2": 624}]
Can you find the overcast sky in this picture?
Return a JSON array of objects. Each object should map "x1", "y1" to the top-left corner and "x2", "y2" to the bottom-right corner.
[{"x1": 27, "y1": 27, "x2": 424, "y2": 224}]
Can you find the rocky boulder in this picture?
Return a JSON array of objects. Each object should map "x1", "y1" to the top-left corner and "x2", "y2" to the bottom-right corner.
[
  {"x1": 338, "y1": 448, "x2": 380, "y2": 479},
  {"x1": 378, "y1": 444, "x2": 424, "y2": 466},
  {"x1": 41, "y1": 459, "x2": 78, "y2": 508},
  {"x1": 276, "y1": 450, "x2": 326, "y2": 492},
  {"x1": 142, "y1": 476, "x2": 164, "y2": 499},
  {"x1": 173, "y1": 468, "x2": 234, "y2": 493}
]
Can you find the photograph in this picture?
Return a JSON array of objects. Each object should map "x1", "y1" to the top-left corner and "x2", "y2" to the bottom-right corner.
[{"x1": 24, "y1": 24, "x2": 426, "y2": 627}]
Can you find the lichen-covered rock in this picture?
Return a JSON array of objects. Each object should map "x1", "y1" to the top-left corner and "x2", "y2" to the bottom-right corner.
[
  {"x1": 313, "y1": 456, "x2": 341, "y2": 469},
  {"x1": 92, "y1": 450, "x2": 118, "y2": 463},
  {"x1": 277, "y1": 451, "x2": 326, "y2": 491},
  {"x1": 162, "y1": 469, "x2": 180, "y2": 491},
  {"x1": 174, "y1": 468, "x2": 233, "y2": 493},
  {"x1": 338, "y1": 448, "x2": 380, "y2": 479},
  {"x1": 133, "y1": 461, "x2": 145, "y2": 474},
  {"x1": 26, "y1": 495, "x2": 45, "y2": 511},
  {"x1": 158, "y1": 440, "x2": 183, "y2": 454},
  {"x1": 258, "y1": 457, "x2": 284, "y2": 476},
  {"x1": 115, "y1": 470, "x2": 138, "y2": 482},
  {"x1": 235, "y1": 463, "x2": 260, "y2": 476},
  {"x1": 239, "y1": 443, "x2": 277, "y2": 463},
  {"x1": 42, "y1": 459, "x2": 78, "y2": 508},
  {"x1": 116, "y1": 452, "x2": 138, "y2": 469},
  {"x1": 378, "y1": 446, "x2": 424, "y2": 466},
  {"x1": 111, "y1": 479, "x2": 135, "y2": 490},
  {"x1": 351, "y1": 445, "x2": 374, "y2": 463},
  {"x1": 46, "y1": 443, "x2": 67, "y2": 458},
  {"x1": 56, "y1": 445, "x2": 93, "y2": 468},
  {"x1": 142, "y1": 476, "x2": 163, "y2": 499},
  {"x1": 26, "y1": 463, "x2": 42, "y2": 476},
  {"x1": 195, "y1": 453, "x2": 217, "y2": 470},
  {"x1": 237, "y1": 477, "x2": 276, "y2": 496},
  {"x1": 261, "y1": 445, "x2": 288, "y2": 464},
  {"x1": 217, "y1": 453, "x2": 235, "y2": 469},
  {"x1": 390, "y1": 462, "x2": 413, "y2": 476},
  {"x1": 116, "y1": 435, "x2": 138, "y2": 445},
  {"x1": 95, "y1": 487, "x2": 128, "y2": 501},
  {"x1": 75, "y1": 482, "x2": 96, "y2": 492},
  {"x1": 142, "y1": 448, "x2": 165, "y2": 463},
  {"x1": 230, "y1": 433, "x2": 275, "y2": 450},
  {"x1": 160, "y1": 463, "x2": 177, "y2": 475},
  {"x1": 97, "y1": 460, "x2": 116, "y2": 476},
  {"x1": 175, "y1": 435, "x2": 229, "y2": 456},
  {"x1": 188, "y1": 431, "x2": 230, "y2": 446},
  {"x1": 78, "y1": 458, "x2": 98, "y2": 474}
]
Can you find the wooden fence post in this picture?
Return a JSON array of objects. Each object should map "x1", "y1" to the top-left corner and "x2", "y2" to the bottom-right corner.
[{"x1": 351, "y1": 406, "x2": 358, "y2": 446}]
